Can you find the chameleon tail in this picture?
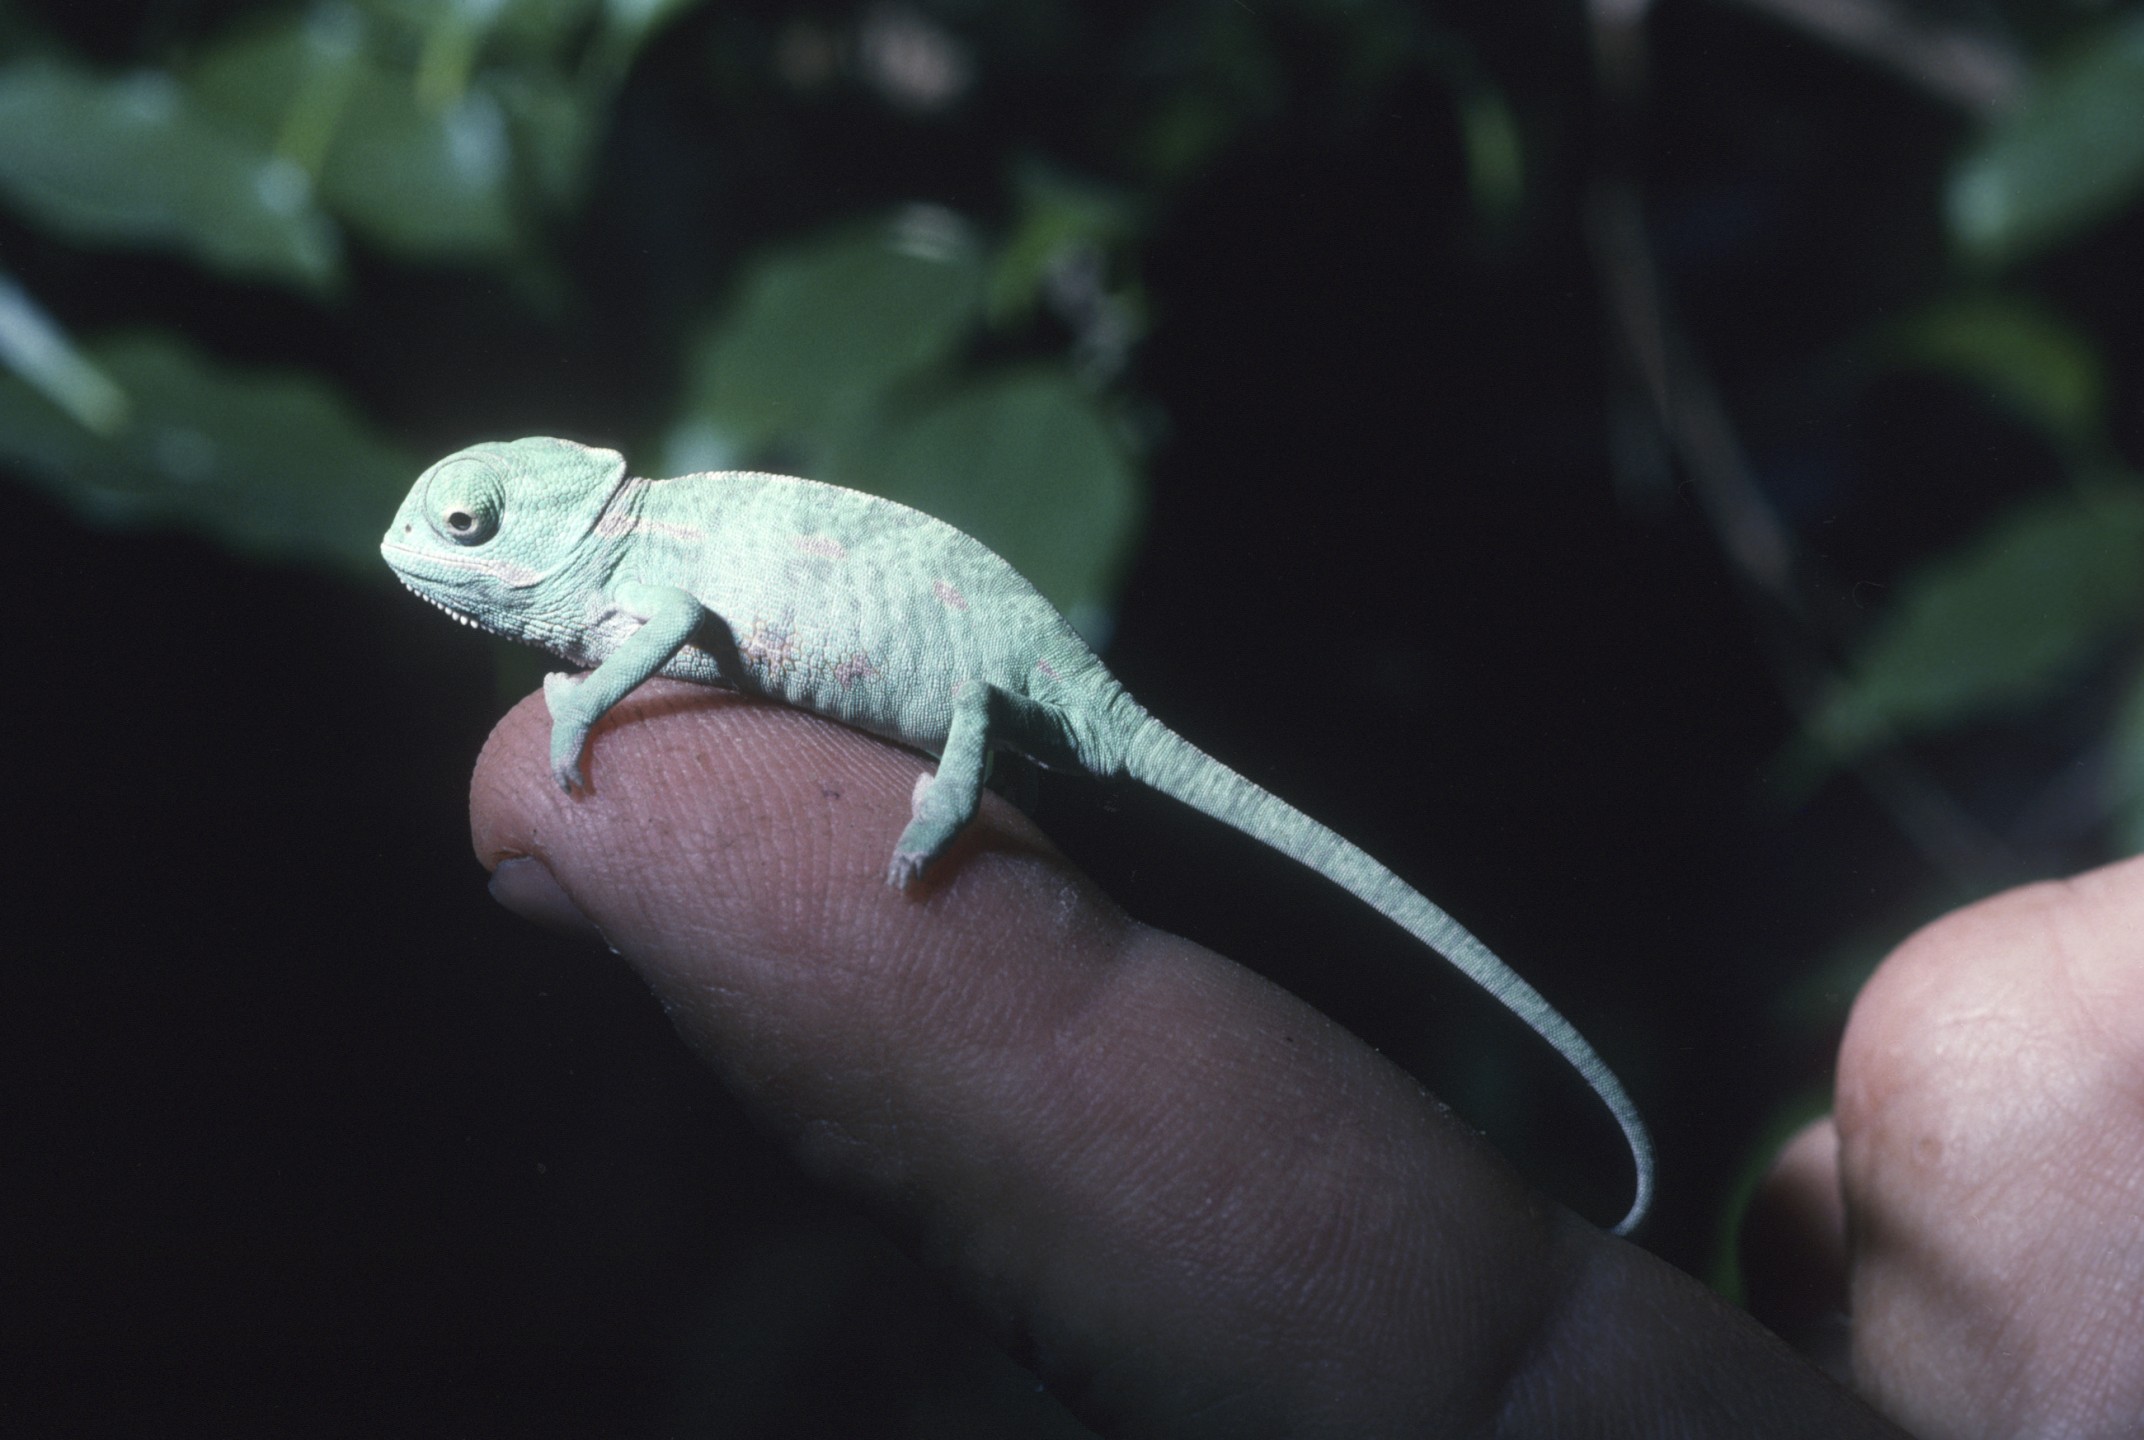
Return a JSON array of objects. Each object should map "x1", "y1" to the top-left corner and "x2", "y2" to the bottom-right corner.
[{"x1": 1119, "y1": 709, "x2": 1654, "y2": 1236}]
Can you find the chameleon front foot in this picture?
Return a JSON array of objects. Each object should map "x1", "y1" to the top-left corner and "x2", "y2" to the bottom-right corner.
[{"x1": 542, "y1": 671, "x2": 594, "y2": 792}]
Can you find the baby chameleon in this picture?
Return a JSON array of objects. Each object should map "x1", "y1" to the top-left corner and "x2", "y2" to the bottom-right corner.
[{"x1": 383, "y1": 436, "x2": 1654, "y2": 1234}]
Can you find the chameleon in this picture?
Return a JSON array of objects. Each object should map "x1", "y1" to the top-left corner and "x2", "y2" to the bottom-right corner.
[{"x1": 382, "y1": 435, "x2": 1654, "y2": 1235}]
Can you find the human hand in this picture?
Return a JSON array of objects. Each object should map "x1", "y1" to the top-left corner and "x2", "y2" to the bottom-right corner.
[
  {"x1": 1746, "y1": 855, "x2": 2144, "y2": 1439},
  {"x1": 471, "y1": 680, "x2": 1898, "y2": 1437}
]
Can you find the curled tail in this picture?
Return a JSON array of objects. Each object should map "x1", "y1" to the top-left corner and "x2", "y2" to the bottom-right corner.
[{"x1": 1119, "y1": 708, "x2": 1653, "y2": 1235}]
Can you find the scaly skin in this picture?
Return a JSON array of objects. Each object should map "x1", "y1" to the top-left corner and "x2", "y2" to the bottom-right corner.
[{"x1": 383, "y1": 435, "x2": 1654, "y2": 1233}]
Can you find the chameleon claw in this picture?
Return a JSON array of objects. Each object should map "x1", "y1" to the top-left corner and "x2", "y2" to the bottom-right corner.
[
  {"x1": 886, "y1": 851, "x2": 929, "y2": 889},
  {"x1": 548, "y1": 731, "x2": 589, "y2": 792}
]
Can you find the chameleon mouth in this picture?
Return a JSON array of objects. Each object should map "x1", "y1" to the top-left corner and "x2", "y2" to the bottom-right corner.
[{"x1": 395, "y1": 576, "x2": 484, "y2": 630}]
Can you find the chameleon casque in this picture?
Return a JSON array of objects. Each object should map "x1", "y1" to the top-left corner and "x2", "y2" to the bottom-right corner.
[{"x1": 383, "y1": 435, "x2": 1654, "y2": 1234}]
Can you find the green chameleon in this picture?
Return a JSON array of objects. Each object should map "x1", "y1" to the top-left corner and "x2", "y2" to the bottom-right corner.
[{"x1": 383, "y1": 435, "x2": 1654, "y2": 1234}]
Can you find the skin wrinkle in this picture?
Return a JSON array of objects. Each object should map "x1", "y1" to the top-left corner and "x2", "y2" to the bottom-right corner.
[
  {"x1": 2038, "y1": 1276, "x2": 2139, "y2": 1430},
  {"x1": 894, "y1": 867, "x2": 1119, "y2": 1058},
  {"x1": 1844, "y1": 1100, "x2": 2018, "y2": 1413},
  {"x1": 1030, "y1": 939, "x2": 1521, "y2": 1392},
  {"x1": 2043, "y1": 899, "x2": 2144, "y2": 1123},
  {"x1": 1183, "y1": 1077, "x2": 1422, "y2": 1347},
  {"x1": 1014, "y1": 952, "x2": 1447, "y2": 1395},
  {"x1": 1997, "y1": 1134, "x2": 2144, "y2": 1424},
  {"x1": 1523, "y1": 1239, "x2": 1843, "y2": 1438},
  {"x1": 901, "y1": 886, "x2": 1460, "y2": 1367},
  {"x1": 1489, "y1": 1222, "x2": 1658, "y2": 1438}
]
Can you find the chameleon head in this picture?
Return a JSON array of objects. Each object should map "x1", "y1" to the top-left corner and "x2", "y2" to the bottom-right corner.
[{"x1": 381, "y1": 436, "x2": 630, "y2": 643}]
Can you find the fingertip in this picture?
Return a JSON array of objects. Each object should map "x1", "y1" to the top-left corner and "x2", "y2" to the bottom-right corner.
[
  {"x1": 469, "y1": 687, "x2": 559, "y2": 874},
  {"x1": 488, "y1": 854, "x2": 609, "y2": 946}
]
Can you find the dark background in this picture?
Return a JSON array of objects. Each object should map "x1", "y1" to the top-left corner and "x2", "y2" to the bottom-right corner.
[{"x1": 7, "y1": 0, "x2": 2140, "y2": 1433}]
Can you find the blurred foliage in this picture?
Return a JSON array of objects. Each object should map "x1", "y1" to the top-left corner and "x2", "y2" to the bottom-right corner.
[
  {"x1": 1804, "y1": 484, "x2": 2144, "y2": 765},
  {"x1": 669, "y1": 211, "x2": 989, "y2": 462},
  {"x1": 0, "y1": 328, "x2": 415, "y2": 569},
  {"x1": 1800, "y1": 275, "x2": 2138, "y2": 790},
  {"x1": 0, "y1": 0, "x2": 1174, "y2": 628},
  {"x1": 0, "y1": 0, "x2": 1582, "y2": 638},
  {"x1": 1948, "y1": 10, "x2": 2144, "y2": 267},
  {"x1": 187, "y1": 7, "x2": 522, "y2": 263},
  {"x1": 1884, "y1": 294, "x2": 2106, "y2": 456},
  {"x1": 0, "y1": 0, "x2": 2132, "y2": 697},
  {"x1": 661, "y1": 210, "x2": 1137, "y2": 633},
  {"x1": 0, "y1": 59, "x2": 341, "y2": 284},
  {"x1": 1797, "y1": 8, "x2": 2144, "y2": 843}
]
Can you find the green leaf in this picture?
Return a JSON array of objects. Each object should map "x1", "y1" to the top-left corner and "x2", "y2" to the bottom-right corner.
[
  {"x1": 1137, "y1": 92, "x2": 1244, "y2": 184},
  {"x1": 0, "y1": 271, "x2": 129, "y2": 434},
  {"x1": 1129, "y1": 5, "x2": 1281, "y2": 182},
  {"x1": 1811, "y1": 485, "x2": 2144, "y2": 758},
  {"x1": 833, "y1": 371, "x2": 1141, "y2": 637},
  {"x1": 1948, "y1": 15, "x2": 2144, "y2": 265},
  {"x1": 986, "y1": 164, "x2": 1137, "y2": 324},
  {"x1": 0, "y1": 61, "x2": 340, "y2": 286},
  {"x1": 487, "y1": 63, "x2": 599, "y2": 210},
  {"x1": 327, "y1": 75, "x2": 518, "y2": 257},
  {"x1": 190, "y1": 15, "x2": 519, "y2": 261},
  {"x1": 673, "y1": 210, "x2": 987, "y2": 463},
  {"x1": 0, "y1": 331, "x2": 416, "y2": 573},
  {"x1": 662, "y1": 214, "x2": 1144, "y2": 638},
  {"x1": 1457, "y1": 85, "x2": 1524, "y2": 232},
  {"x1": 602, "y1": 0, "x2": 703, "y2": 39},
  {"x1": 1886, "y1": 295, "x2": 2105, "y2": 452}
]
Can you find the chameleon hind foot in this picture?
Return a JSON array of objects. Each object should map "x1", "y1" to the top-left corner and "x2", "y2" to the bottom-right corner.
[{"x1": 887, "y1": 772, "x2": 962, "y2": 888}]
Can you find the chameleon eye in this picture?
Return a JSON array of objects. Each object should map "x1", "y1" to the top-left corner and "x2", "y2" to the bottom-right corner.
[{"x1": 423, "y1": 459, "x2": 506, "y2": 546}]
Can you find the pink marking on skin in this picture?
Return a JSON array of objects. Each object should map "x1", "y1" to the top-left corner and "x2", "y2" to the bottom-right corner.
[
  {"x1": 835, "y1": 652, "x2": 880, "y2": 688},
  {"x1": 1035, "y1": 659, "x2": 1060, "y2": 680},
  {"x1": 932, "y1": 579, "x2": 968, "y2": 611},
  {"x1": 793, "y1": 535, "x2": 847, "y2": 560},
  {"x1": 589, "y1": 479, "x2": 648, "y2": 535},
  {"x1": 740, "y1": 618, "x2": 799, "y2": 678},
  {"x1": 594, "y1": 513, "x2": 703, "y2": 542}
]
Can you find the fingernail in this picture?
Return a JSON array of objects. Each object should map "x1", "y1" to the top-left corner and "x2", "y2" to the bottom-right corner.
[{"x1": 489, "y1": 856, "x2": 609, "y2": 947}]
